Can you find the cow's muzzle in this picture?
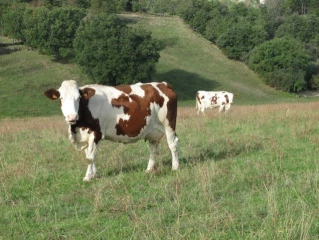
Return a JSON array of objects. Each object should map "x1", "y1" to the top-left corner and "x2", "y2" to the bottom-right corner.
[{"x1": 66, "y1": 114, "x2": 78, "y2": 125}]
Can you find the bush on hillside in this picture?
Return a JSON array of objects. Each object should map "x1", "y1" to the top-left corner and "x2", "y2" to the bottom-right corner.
[
  {"x1": 216, "y1": 21, "x2": 268, "y2": 60},
  {"x1": 1, "y1": 4, "x2": 26, "y2": 42},
  {"x1": 275, "y1": 14, "x2": 319, "y2": 43},
  {"x1": 247, "y1": 37, "x2": 312, "y2": 92},
  {"x1": 73, "y1": 14, "x2": 160, "y2": 85},
  {"x1": 265, "y1": 68, "x2": 306, "y2": 92},
  {"x1": 24, "y1": 7, "x2": 85, "y2": 58}
]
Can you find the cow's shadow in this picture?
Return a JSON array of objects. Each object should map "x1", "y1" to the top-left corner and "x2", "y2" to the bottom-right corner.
[{"x1": 102, "y1": 142, "x2": 263, "y2": 177}]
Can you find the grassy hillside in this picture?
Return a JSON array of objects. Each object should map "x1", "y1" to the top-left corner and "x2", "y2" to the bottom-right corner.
[
  {"x1": 0, "y1": 14, "x2": 304, "y2": 120},
  {"x1": 2, "y1": 103, "x2": 319, "y2": 239},
  {"x1": 123, "y1": 14, "x2": 295, "y2": 105}
]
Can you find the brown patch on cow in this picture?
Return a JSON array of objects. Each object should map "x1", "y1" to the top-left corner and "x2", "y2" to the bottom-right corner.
[
  {"x1": 211, "y1": 96, "x2": 217, "y2": 104},
  {"x1": 157, "y1": 82, "x2": 177, "y2": 131},
  {"x1": 115, "y1": 85, "x2": 132, "y2": 95},
  {"x1": 196, "y1": 92, "x2": 201, "y2": 104},
  {"x1": 225, "y1": 94, "x2": 229, "y2": 104},
  {"x1": 112, "y1": 84, "x2": 165, "y2": 137},
  {"x1": 222, "y1": 102, "x2": 225, "y2": 105},
  {"x1": 71, "y1": 96, "x2": 102, "y2": 145}
]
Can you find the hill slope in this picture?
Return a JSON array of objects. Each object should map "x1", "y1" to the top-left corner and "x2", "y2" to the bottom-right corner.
[
  {"x1": 0, "y1": 14, "x2": 299, "y2": 119},
  {"x1": 122, "y1": 14, "x2": 295, "y2": 105}
]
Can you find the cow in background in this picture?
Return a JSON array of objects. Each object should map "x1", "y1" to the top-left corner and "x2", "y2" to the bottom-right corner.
[
  {"x1": 196, "y1": 91, "x2": 236, "y2": 115},
  {"x1": 45, "y1": 80, "x2": 179, "y2": 181}
]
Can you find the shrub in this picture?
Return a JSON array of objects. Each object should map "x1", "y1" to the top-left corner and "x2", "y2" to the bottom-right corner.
[
  {"x1": 73, "y1": 14, "x2": 160, "y2": 85},
  {"x1": 247, "y1": 37, "x2": 312, "y2": 92},
  {"x1": 275, "y1": 13, "x2": 319, "y2": 43},
  {"x1": 216, "y1": 21, "x2": 268, "y2": 60},
  {"x1": 265, "y1": 68, "x2": 306, "y2": 92},
  {"x1": 24, "y1": 7, "x2": 85, "y2": 58},
  {"x1": 1, "y1": 4, "x2": 26, "y2": 42}
]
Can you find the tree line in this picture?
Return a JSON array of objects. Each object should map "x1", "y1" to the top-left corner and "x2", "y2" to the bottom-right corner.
[{"x1": 1, "y1": 0, "x2": 319, "y2": 92}]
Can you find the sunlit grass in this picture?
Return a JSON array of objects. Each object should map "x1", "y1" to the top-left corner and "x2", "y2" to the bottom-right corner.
[{"x1": 1, "y1": 103, "x2": 319, "y2": 238}]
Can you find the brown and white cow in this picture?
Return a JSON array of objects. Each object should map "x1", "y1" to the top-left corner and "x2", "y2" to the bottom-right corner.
[
  {"x1": 196, "y1": 91, "x2": 236, "y2": 115},
  {"x1": 45, "y1": 80, "x2": 179, "y2": 181}
]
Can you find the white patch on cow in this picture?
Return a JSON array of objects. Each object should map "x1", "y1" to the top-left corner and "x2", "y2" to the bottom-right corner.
[
  {"x1": 58, "y1": 80, "x2": 81, "y2": 123},
  {"x1": 131, "y1": 83, "x2": 146, "y2": 97}
]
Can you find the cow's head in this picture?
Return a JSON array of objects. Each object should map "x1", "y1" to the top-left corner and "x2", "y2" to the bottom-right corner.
[{"x1": 44, "y1": 80, "x2": 95, "y2": 125}]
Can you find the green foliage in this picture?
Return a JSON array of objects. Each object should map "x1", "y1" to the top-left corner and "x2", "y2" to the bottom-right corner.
[
  {"x1": 90, "y1": 0, "x2": 122, "y2": 14},
  {"x1": 275, "y1": 13, "x2": 319, "y2": 43},
  {"x1": 74, "y1": 14, "x2": 160, "y2": 85},
  {"x1": 216, "y1": 21, "x2": 268, "y2": 60},
  {"x1": 247, "y1": 37, "x2": 312, "y2": 92},
  {"x1": 1, "y1": 4, "x2": 26, "y2": 41},
  {"x1": 283, "y1": 0, "x2": 319, "y2": 15},
  {"x1": 23, "y1": 7, "x2": 51, "y2": 50},
  {"x1": 309, "y1": 73, "x2": 319, "y2": 89},
  {"x1": 23, "y1": 7, "x2": 85, "y2": 58},
  {"x1": 265, "y1": 68, "x2": 306, "y2": 92}
]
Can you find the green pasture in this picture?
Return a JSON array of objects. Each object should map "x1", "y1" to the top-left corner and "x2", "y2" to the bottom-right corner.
[
  {"x1": 1, "y1": 14, "x2": 319, "y2": 239},
  {"x1": 2, "y1": 104, "x2": 319, "y2": 239}
]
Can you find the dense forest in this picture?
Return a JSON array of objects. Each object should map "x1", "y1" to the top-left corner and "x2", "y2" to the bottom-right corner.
[{"x1": 1, "y1": 0, "x2": 319, "y2": 92}]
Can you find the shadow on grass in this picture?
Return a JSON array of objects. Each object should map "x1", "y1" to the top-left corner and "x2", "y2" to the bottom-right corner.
[
  {"x1": 176, "y1": 142, "x2": 264, "y2": 166},
  {"x1": 0, "y1": 41, "x2": 23, "y2": 55},
  {"x1": 156, "y1": 69, "x2": 220, "y2": 101},
  {"x1": 102, "y1": 142, "x2": 263, "y2": 177}
]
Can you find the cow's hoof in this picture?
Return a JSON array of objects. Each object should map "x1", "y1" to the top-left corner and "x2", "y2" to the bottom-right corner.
[{"x1": 83, "y1": 177, "x2": 92, "y2": 182}]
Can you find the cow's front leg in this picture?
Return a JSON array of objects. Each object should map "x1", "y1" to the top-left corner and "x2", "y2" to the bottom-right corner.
[{"x1": 83, "y1": 134, "x2": 99, "y2": 181}]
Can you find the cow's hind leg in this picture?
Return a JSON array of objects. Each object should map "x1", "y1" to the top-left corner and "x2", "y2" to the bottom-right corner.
[
  {"x1": 145, "y1": 130, "x2": 163, "y2": 172},
  {"x1": 165, "y1": 127, "x2": 179, "y2": 171},
  {"x1": 219, "y1": 105, "x2": 225, "y2": 113},
  {"x1": 145, "y1": 140, "x2": 159, "y2": 172},
  {"x1": 225, "y1": 103, "x2": 231, "y2": 113}
]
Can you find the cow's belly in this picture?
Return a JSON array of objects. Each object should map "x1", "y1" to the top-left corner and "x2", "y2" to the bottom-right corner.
[{"x1": 102, "y1": 122, "x2": 165, "y2": 144}]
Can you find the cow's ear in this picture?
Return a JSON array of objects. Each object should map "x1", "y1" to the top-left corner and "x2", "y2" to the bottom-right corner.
[
  {"x1": 44, "y1": 89, "x2": 60, "y2": 100},
  {"x1": 80, "y1": 88, "x2": 96, "y2": 100}
]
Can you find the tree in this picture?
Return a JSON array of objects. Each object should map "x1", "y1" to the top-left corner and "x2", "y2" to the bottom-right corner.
[
  {"x1": 216, "y1": 20, "x2": 268, "y2": 60},
  {"x1": 1, "y1": 4, "x2": 26, "y2": 42},
  {"x1": 275, "y1": 13, "x2": 319, "y2": 43},
  {"x1": 90, "y1": 0, "x2": 121, "y2": 13},
  {"x1": 24, "y1": 7, "x2": 85, "y2": 58},
  {"x1": 247, "y1": 37, "x2": 312, "y2": 92},
  {"x1": 74, "y1": 14, "x2": 160, "y2": 85}
]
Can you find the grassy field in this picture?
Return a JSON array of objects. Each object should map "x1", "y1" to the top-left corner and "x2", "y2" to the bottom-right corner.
[
  {"x1": 1, "y1": 14, "x2": 319, "y2": 239},
  {"x1": 2, "y1": 103, "x2": 319, "y2": 239}
]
